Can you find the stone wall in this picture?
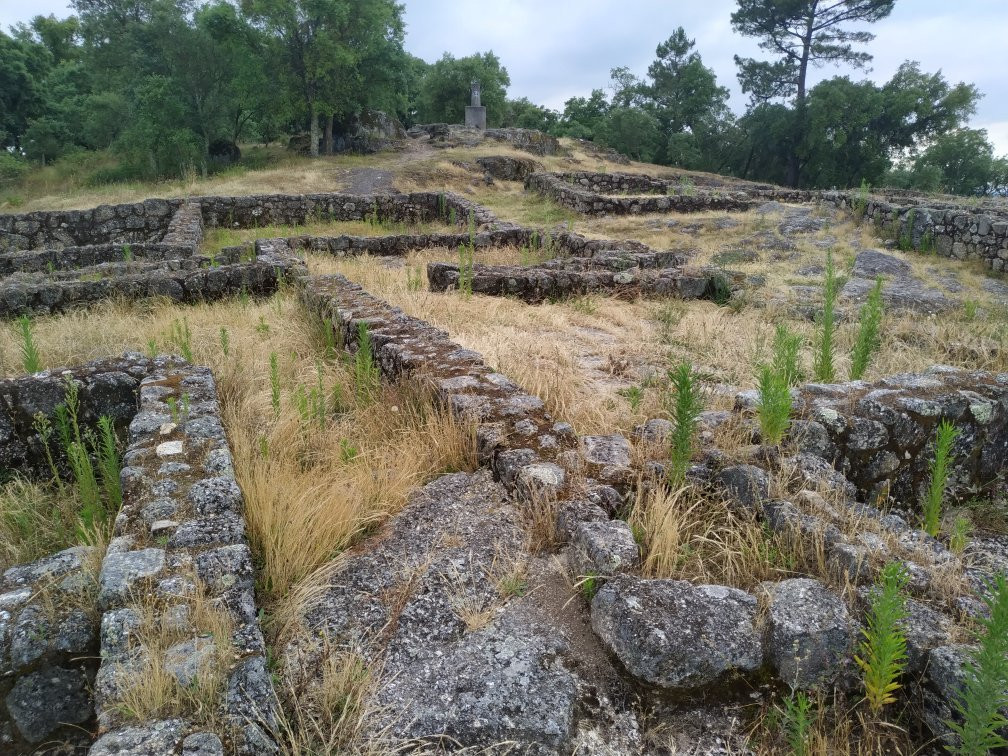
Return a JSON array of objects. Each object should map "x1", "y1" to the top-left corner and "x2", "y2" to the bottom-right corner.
[
  {"x1": 92, "y1": 362, "x2": 275, "y2": 754},
  {"x1": 525, "y1": 172, "x2": 757, "y2": 215},
  {"x1": 785, "y1": 366, "x2": 1008, "y2": 506},
  {"x1": 0, "y1": 199, "x2": 181, "y2": 253},
  {"x1": 427, "y1": 261, "x2": 719, "y2": 303},
  {"x1": 0, "y1": 355, "x2": 275, "y2": 753},
  {"x1": 195, "y1": 190, "x2": 497, "y2": 231},
  {"x1": 0, "y1": 355, "x2": 155, "y2": 479},
  {"x1": 824, "y1": 191, "x2": 1008, "y2": 273}
]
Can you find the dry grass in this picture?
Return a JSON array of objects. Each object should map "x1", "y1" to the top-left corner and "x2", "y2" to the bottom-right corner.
[
  {"x1": 109, "y1": 581, "x2": 235, "y2": 727},
  {"x1": 0, "y1": 478, "x2": 82, "y2": 569},
  {"x1": 0, "y1": 291, "x2": 476, "y2": 612},
  {"x1": 629, "y1": 481, "x2": 791, "y2": 590}
]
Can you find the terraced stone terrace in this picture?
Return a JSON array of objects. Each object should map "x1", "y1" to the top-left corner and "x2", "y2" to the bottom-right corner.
[{"x1": 1, "y1": 146, "x2": 1007, "y2": 755}]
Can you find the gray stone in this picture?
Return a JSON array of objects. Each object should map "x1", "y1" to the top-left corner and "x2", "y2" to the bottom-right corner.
[
  {"x1": 99, "y1": 548, "x2": 165, "y2": 608},
  {"x1": 764, "y1": 578, "x2": 856, "y2": 689},
  {"x1": 571, "y1": 520, "x2": 639, "y2": 576},
  {"x1": 5, "y1": 666, "x2": 92, "y2": 743},
  {"x1": 90, "y1": 718, "x2": 188, "y2": 755},
  {"x1": 377, "y1": 610, "x2": 577, "y2": 749},
  {"x1": 188, "y1": 476, "x2": 243, "y2": 516},
  {"x1": 591, "y1": 577, "x2": 763, "y2": 691},
  {"x1": 183, "y1": 732, "x2": 225, "y2": 756},
  {"x1": 581, "y1": 434, "x2": 632, "y2": 468},
  {"x1": 3, "y1": 545, "x2": 91, "y2": 587},
  {"x1": 516, "y1": 462, "x2": 566, "y2": 500},
  {"x1": 164, "y1": 636, "x2": 217, "y2": 687},
  {"x1": 716, "y1": 464, "x2": 770, "y2": 510},
  {"x1": 851, "y1": 249, "x2": 911, "y2": 278}
]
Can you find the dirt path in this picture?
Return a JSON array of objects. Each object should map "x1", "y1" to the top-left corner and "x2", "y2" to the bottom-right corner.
[{"x1": 338, "y1": 137, "x2": 435, "y2": 194}]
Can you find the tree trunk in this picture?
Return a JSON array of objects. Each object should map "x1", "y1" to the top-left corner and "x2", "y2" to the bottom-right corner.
[
  {"x1": 309, "y1": 102, "x2": 320, "y2": 158},
  {"x1": 323, "y1": 115, "x2": 334, "y2": 156}
]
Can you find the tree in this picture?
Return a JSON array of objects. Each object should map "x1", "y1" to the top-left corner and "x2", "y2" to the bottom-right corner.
[
  {"x1": 731, "y1": 0, "x2": 896, "y2": 185},
  {"x1": 244, "y1": 0, "x2": 406, "y2": 156},
  {"x1": 556, "y1": 89, "x2": 610, "y2": 139},
  {"x1": 416, "y1": 51, "x2": 510, "y2": 126},
  {"x1": 597, "y1": 107, "x2": 661, "y2": 162},
  {"x1": 912, "y1": 129, "x2": 997, "y2": 196},
  {"x1": 645, "y1": 28, "x2": 730, "y2": 165},
  {"x1": 502, "y1": 97, "x2": 558, "y2": 133}
]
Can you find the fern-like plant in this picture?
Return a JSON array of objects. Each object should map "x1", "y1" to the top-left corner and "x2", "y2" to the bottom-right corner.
[
  {"x1": 856, "y1": 562, "x2": 909, "y2": 715},
  {"x1": 353, "y1": 322, "x2": 379, "y2": 402},
  {"x1": 664, "y1": 361, "x2": 703, "y2": 484},
  {"x1": 269, "y1": 352, "x2": 281, "y2": 417},
  {"x1": 780, "y1": 689, "x2": 814, "y2": 756},
  {"x1": 772, "y1": 323, "x2": 804, "y2": 387},
  {"x1": 94, "y1": 416, "x2": 121, "y2": 510},
  {"x1": 949, "y1": 573, "x2": 1008, "y2": 755},
  {"x1": 17, "y1": 315, "x2": 41, "y2": 374},
  {"x1": 757, "y1": 363, "x2": 792, "y2": 445},
  {"x1": 923, "y1": 420, "x2": 959, "y2": 538},
  {"x1": 850, "y1": 276, "x2": 884, "y2": 380},
  {"x1": 812, "y1": 251, "x2": 840, "y2": 383}
]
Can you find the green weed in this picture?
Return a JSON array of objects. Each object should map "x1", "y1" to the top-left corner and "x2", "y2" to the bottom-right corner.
[
  {"x1": 850, "y1": 276, "x2": 884, "y2": 380},
  {"x1": 923, "y1": 420, "x2": 959, "y2": 538},
  {"x1": 856, "y1": 562, "x2": 909, "y2": 716},
  {"x1": 664, "y1": 362, "x2": 703, "y2": 484}
]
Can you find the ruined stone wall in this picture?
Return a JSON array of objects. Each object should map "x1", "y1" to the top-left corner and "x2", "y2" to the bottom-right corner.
[
  {"x1": 787, "y1": 366, "x2": 1008, "y2": 506},
  {"x1": 92, "y1": 362, "x2": 275, "y2": 754},
  {"x1": 426, "y1": 261, "x2": 716, "y2": 303},
  {"x1": 195, "y1": 190, "x2": 497, "y2": 231},
  {"x1": 0, "y1": 200, "x2": 182, "y2": 253},
  {"x1": 526, "y1": 172, "x2": 757, "y2": 215},
  {"x1": 824, "y1": 191, "x2": 1008, "y2": 272}
]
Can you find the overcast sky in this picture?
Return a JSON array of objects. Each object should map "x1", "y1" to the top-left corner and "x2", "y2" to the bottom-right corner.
[{"x1": 4, "y1": 0, "x2": 1006, "y2": 153}]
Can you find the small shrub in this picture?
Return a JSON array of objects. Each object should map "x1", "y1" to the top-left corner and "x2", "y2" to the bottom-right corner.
[
  {"x1": 756, "y1": 363, "x2": 792, "y2": 445},
  {"x1": 406, "y1": 266, "x2": 424, "y2": 292},
  {"x1": 813, "y1": 251, "x2": 839, "y2": 382},
  {"x1": 963, "y1": 300, "x2": 979, "y2": 321},
  {"x1": 850, "y1": 276, "x2": 884, "y2": 380},
  {"x1": 169, "y1": 318, "x2": 194, "y2": 362},
  {"x1": 95, "y1": 416, "x2": 122, "y2": 510},
  {"x1": 772, "y1": 323, "x2": 803, "y2": 387},
  {"x1": 219, "y1": 327, "x2": 230, "y2": 358},
  {"x1": 949, "y1": 574, "x2": 1008, "y2": 755},
  {"x1": 856, "y1": 562, "x2": 909, "y2": 716},
  {"x1": 853, "y1": 178, "x2": 870, "y2": 221},
  {"x1": 17, "y1": 315, "x2": 42, "y2": 374},
  {"x1": 618, "y1": 385, "x2": 643, "y2": 413},
  {"x1": 457, "y1": 242, "x2": 474, "y2": 298},
  {"x1": 949, "y1": 516, "x2": 971, "y2": 554},
  {"x1": 664, "y1": 362, "x2": 703, "y2": 484},
  {"x1": 779, "y1": 689, "x2": 814, "y2": 756},
  {"x1": 923, "y1": 420, "x2": 959, "y2": 538}
]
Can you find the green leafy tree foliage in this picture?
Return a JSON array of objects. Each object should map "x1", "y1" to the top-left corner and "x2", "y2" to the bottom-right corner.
[
  {"x1": 416, "y1": 51, "x2": 510, "y2": 126},
  {"x1": 502, "y1": 97, "x2": 559, "y2": 132},
  {"x1": 556, "y1": 89, "x2": 610, "y2": 140},
  {"x1": 0, "y1": 28, "x2": 52, "y2": 151},
  {"x1": 645, "y1": 28, "x2": 730, "y2": 166},
  {"x1": 243, "y1": 0, "x2": 406, "y2": 157},
  {"x1": 912, "y1": 129, "x2": 999, "y2": 196},
  {"x1": 597, "y1": 107, "x2": 662, "y2": 163},
  {"x1": 731, "y1": 0, "x2": 896, "y2": 186}
]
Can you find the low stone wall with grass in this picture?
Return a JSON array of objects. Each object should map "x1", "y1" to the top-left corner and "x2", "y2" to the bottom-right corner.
[
  {"x1": 0, "y1": 355, "x2": 156, "y2": 478},
  {"x1": 161, "y1": 200, "x2": 204, "y2": 251},
  {"x1": 525, "y1": 172, "x2": 757, "y2": 216},
  {"x1": 302, "y1": 274, "x2": 579, "y2": 494},
  {"x1": 426, "y1": 261, "x2": 719, "y2": 303},
  {"x1": 0, "y1": 199, "x2": 181, "y2": 253},
  {"x1": 91, "y1": 361, "x2": 275, "y2": 754},
  {"x1": 196, "y1": 190, "x2": 499, "y2": 232},
  {"x1": 824, "y1": 191, "x2": 1008, "y2": 272},
  {"x1": 779, "y1": 366, "x2": 1008, "y2": 507}
]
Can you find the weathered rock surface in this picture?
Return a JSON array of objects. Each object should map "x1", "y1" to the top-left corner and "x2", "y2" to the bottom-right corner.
[
  {"x1": 763, "y1": 578, "x2": 856, "y2": 689},
  {"x1": 591, "y1": 577, "x2": 764, "y2": 691}
]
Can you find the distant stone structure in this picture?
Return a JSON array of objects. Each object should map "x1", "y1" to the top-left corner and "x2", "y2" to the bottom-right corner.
[{"x1": 465, "y1": 79, "x2": 487, "y2": 130}]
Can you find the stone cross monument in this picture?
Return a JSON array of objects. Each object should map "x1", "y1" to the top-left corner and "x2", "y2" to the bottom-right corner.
[{"x1": 465, "y1": 79, "x2": 487, "y2": 130}]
